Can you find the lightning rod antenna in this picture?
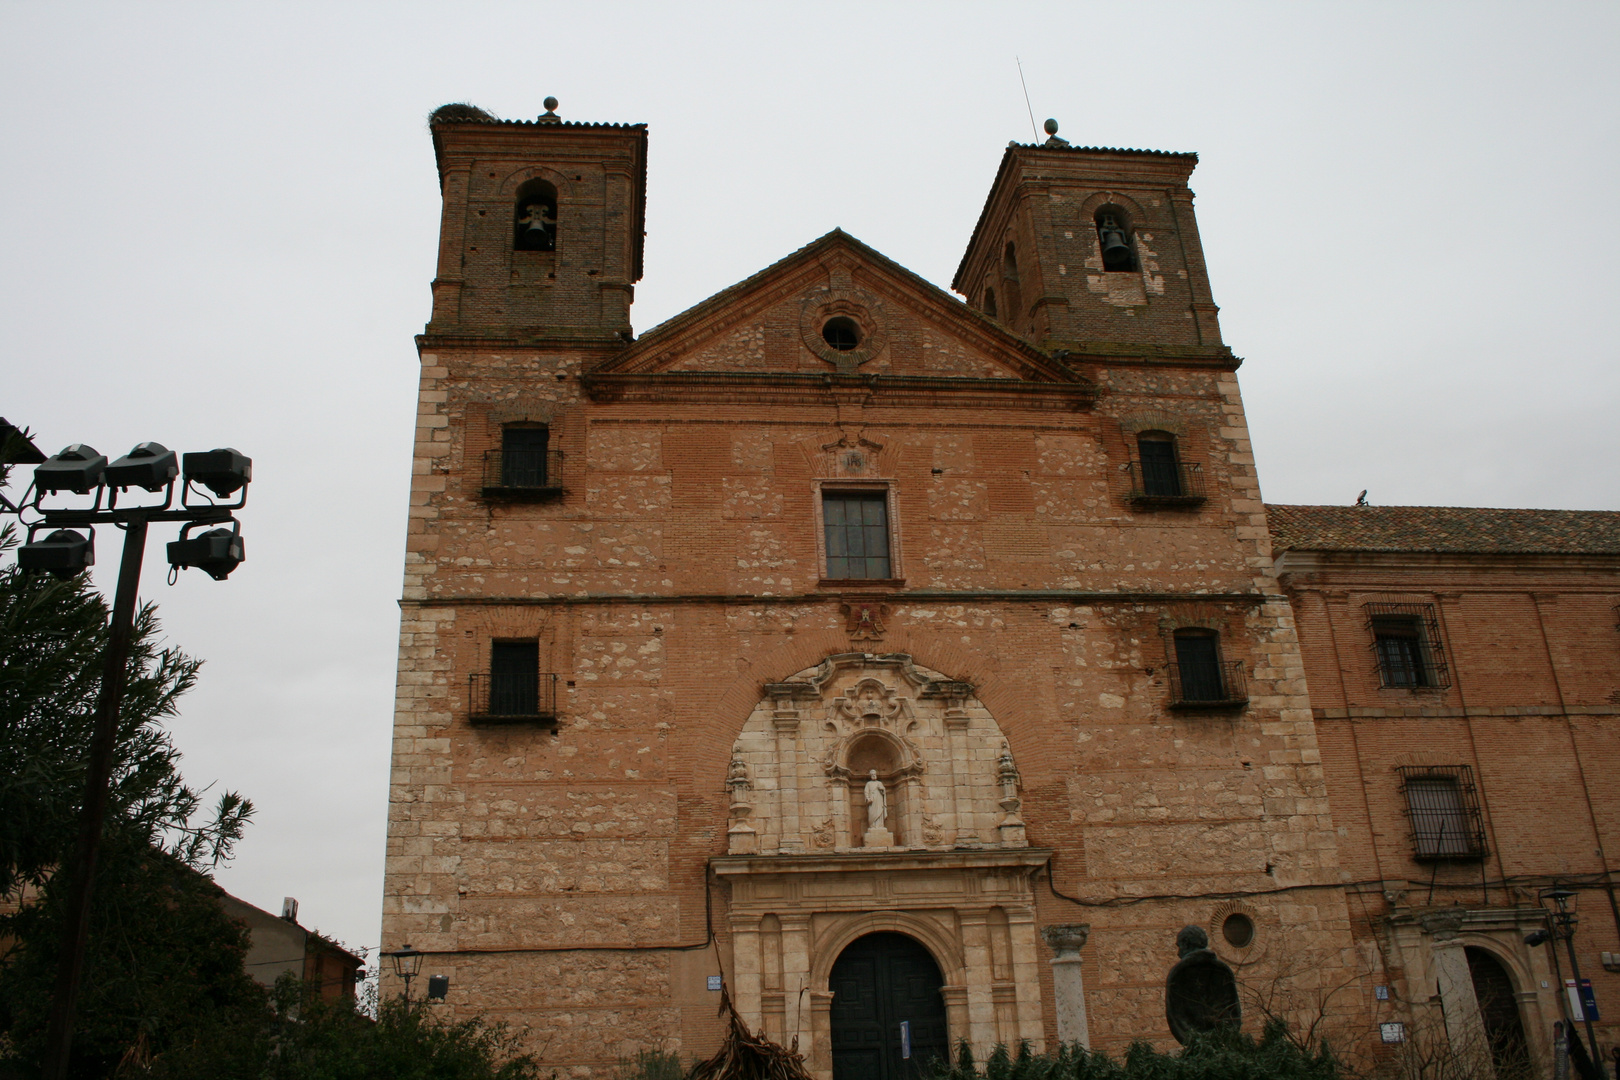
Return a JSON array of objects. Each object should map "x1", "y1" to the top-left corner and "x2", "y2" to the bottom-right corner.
[{"x1": 1016, "y1": 57, "x2": 1040, "y2": 143}]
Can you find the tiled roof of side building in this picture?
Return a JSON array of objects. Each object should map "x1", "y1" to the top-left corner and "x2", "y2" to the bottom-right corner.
[{"x1": 1266, "y1": 504, "x2": 1620, "y2": 556}]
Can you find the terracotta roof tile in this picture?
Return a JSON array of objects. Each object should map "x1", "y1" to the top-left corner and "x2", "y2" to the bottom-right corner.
[{"x1": 1266, "y1": 504, "x2": 1620, "y2": 556}]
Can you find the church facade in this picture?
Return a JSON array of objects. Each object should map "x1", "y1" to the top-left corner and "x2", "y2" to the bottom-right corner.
[{"x1": 382, "y1": 103, "x2": 1620, "y2": 1080}]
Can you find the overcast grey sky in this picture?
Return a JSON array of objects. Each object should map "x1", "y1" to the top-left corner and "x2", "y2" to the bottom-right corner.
[{"x1": 3, "y1": 2, "x2": 1617, "y2": 967}]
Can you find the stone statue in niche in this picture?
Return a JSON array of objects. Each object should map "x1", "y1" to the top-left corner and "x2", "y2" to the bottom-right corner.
[
  {"x1": 862, "y1": 770, "x2": 895, "y2": 849},
  {"x1": 1164, "y1": 925, "x2": 1240, "y2": 1045}
]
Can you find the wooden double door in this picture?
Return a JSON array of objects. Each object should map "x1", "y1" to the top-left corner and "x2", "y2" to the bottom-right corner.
[{"x1": 830, "y1": 933, "x2": 950, "y2": 1080}]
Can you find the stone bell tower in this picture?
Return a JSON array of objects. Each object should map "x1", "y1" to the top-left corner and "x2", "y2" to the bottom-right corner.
[
  {"x1": 952, "y1": 122, "x2": 1223, "y2": 350},
  {"x1": 425, "y1": 99, "x2": 646, "y2": 342}
]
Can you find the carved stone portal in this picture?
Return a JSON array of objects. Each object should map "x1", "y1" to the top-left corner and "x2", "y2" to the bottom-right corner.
[{"x1": 738, "y1": 653, "x2": 1025, "y2": 854}]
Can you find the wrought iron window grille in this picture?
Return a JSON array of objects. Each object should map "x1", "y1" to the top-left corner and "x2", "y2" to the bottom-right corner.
[
  {"x1": 1167, "y1": 658, "x2": 1248, "y2": 709},
  {"x1": 1397, "y1": 765, "x2": 1488, "y2": 861},
  {"x1": 1125, "y1": 461, "x2": 1206, "y2": 506},
  {"x1": 481, "y1": 448, "x2": 564, "y2": 500},
  {"x1": 469, "y1": 670, "x2": 558, "y2": 725},
  {"x1": 1365, "y1": 602, "x2": 1450, "y2": 689}
]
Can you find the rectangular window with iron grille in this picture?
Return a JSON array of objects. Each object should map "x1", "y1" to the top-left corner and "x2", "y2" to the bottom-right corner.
[
  {"x1": 1398, "y1": 765, "x2": 1488, "y2": 861},
  {"x1": 823, "y1": 492, "x2": 892, "y2": 580},
  {"x1": 1366, "y1": 602, "x2": 1450, "y2": 689}
]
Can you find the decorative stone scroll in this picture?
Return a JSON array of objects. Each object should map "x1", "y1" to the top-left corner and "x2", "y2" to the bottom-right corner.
[{"x1": 731, "y1": 653, "x2": 1028, "y2": 855}]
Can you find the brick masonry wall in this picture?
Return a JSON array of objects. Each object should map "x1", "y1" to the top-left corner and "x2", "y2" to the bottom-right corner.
[{"x1": 1279, "y1": 554, "x2": 1620, "y2": 1057}]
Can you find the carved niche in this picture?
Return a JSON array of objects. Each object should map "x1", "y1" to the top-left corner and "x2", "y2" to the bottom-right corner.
[{"x1": 729, "y1": 653, "x2": 1026, "y2": 855}]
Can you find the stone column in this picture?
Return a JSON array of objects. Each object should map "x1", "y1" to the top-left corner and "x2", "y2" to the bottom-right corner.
[
  {"x1": 904, "y1": 774, "x2": 925, "y2": 850},
  {"x1": 732, "y1": 913, "x2": 765, "y2": 1034},
  {"x1": 809, "y1": 989, "x2": 836, "y2": 1080},
  {"x1": 945, "y1": 711, "x2": 981, "y2": 847},
  {"x1": 1421, "y1": 911, "x2": 1495, "y2": 1080},
  {"x1": 939, "y1": 985, "x2": 970, "y2": 1062},
  {"x1": 959, "y1": 910, "x2": 998, "y2": 1058},
  {"x1": 1040, "y1": 924, "x2": 1092, "y2": 1049},
  {"x1": 773, "y1": 711, "x2": 803, "y2": 853},
  {"x1": 1007, "y1": 907, "x2": 1047, "y2": 1049},
  {"x1": 780, "y1": 914, "x2": 814, "y2": 1051}
]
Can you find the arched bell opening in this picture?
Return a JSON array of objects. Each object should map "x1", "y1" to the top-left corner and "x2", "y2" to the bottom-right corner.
[
  {"x1": 513, "y1": 178, "x2": 559, "y2": 252},
  {"x1": 1466, "y1": 946, "x2": 1531, "y2": 1078},
  {"x1": 829, "y1": 932, "x2": 950, "y2": 1080},
  {"x1": 1095, "y1": 205, "x2": 1138, "y2": 273}
]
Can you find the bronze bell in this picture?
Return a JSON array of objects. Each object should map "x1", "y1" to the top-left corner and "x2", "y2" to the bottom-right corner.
[{"x1": 1099, "y1": 216, "x2": 1131, "y2": 262}]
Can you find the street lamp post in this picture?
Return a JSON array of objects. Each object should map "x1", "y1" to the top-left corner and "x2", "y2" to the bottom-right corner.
[
  {"x1": 1528, "y1": 887, "x2": 1605, "y2": 1080},
  {"x1": 383, "y1": 945, "x2": 425, "y2": 1001},
  {"x1": 4, "y1": 439, "x2": 251, "y2": 1080}
]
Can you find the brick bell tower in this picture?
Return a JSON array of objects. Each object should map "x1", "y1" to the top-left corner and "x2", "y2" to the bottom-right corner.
[
  {"x1": 425, "y1": 99, "x2": 646, "y2": 343},
  {"x1": 952, "y1": 122, "x2": 1224, "y2": 352}
]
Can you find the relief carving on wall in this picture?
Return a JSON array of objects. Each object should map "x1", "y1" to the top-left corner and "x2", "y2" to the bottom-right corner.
[{"x1": 730, "y1": 653, "x2": 1027, "y2": 856}]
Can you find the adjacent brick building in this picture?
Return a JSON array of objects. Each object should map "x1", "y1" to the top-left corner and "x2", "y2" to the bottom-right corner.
[{"x1": 382, "y1": 103, "x2": 1619, "y2": 1080}]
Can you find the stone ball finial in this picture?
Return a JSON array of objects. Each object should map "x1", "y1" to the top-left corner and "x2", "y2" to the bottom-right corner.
[
  {"x1": 1044, "y1": 118, "x2": 1059, "y2": 136},
  {"x1": 543, "y1": 96, "x2": 559, "y2": 113}
]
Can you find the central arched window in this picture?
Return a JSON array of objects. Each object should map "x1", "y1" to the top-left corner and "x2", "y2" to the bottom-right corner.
[
  {"x1": 513, "y1": 178, "x2": 558, "y2": 252},
  {"x1": 982, "y1": 286, "x2": 997, "y2": 318}
]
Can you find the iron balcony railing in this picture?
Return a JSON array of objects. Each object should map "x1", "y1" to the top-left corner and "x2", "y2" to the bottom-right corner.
[
  {"x1": 1167, "y1": 659, "x2": 1248, "y2": 708},
  {"x1": 468, "y1": 670, "x2": 558, "y2": 724},
  {"x1": 1125, "y1": 460, "x2": 1207, "y2": 505},
  {"x1": 481, "y1": 448, "x2": 564, "y2": 499}
]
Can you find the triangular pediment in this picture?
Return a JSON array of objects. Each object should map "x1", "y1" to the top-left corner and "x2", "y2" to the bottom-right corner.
[{"x1": 591, "y1": 230, "x2": 1088, "y2": 387}]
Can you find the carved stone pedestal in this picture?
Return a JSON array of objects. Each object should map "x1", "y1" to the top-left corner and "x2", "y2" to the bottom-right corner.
[{"x1": 862, "y1": 827, "x2": 895, "y2": 849}]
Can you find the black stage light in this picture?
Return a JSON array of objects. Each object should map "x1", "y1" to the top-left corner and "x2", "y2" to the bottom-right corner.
[
  {"x1": 35, "y1": 445, "x2": 107, "y2": 494},
  {"x1": 167, "y1": 524, "x2": 244, "y2": 580},
  {"x1": 182, "y1": 448, "x2": 252, "y2": 498},
  {"x1": 105, "y1": 442, "x2": 179, "y2": 492},
  {"x1": 18, "y1": 528, "x2": 94, "y2": 579}
]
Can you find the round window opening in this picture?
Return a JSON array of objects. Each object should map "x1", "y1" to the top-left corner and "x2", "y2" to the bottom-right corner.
[
  {"x1": 1222, "y1": 913, "x2": 1255, "y2": 949},
  {"x1": 822, "y1": 316, "x2": 861, "y2": 352}
]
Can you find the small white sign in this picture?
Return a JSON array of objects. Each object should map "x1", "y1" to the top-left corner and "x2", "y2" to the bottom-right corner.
[
  {"x1": 707, "y1": 975, "x2": 723, "y2": 992},
  {"x1": 1375, "y1": 985, "x2": 1389, "y2": 1001},
  {"x1": 1380, "y1": 1022, "x2": 1406, "y2": 1044},
  {"x1": 1566, "y1": 979, "x2": 1585, "y2": 1021}
]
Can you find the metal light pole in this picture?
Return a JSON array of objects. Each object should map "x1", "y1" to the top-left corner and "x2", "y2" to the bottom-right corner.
[
  {"x1": 383, "y1": 945, "x2": 425, "y2": 1001},
  {"x1": 1530, "y1": 888, "x2": 1605, "y2": 1080},
  {"x1": 5, "y1": 440, "x2": 250, "y2": 1080}
]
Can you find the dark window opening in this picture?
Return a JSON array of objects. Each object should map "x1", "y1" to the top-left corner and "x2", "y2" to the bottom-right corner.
[
  {"x1": 1398, "y1": 766, "x2": 1488, "y2": 860},
  {"x1": 501, "y1": 426, "x2": 551, "y2": 488},
  {"x1": 822, "y1": 317, "x2": 861, "y2": 352},
  {"x1": 1173, "y1": 631, "x2": 1225, "y2": 702},
  {"x1": 1002, "y1": 241, "x2": 1019, "y2": 281},
  {"x1": 1096, "y1": 209, "x2": 1136, "y2": 272},
  {"x1": 514, "y1": 179, "x2": 558, "y2": 252},
  {"x1": 983, "y1": 287, "x2": 997, "y2": 318},
  {"x1": 1366, "y1": 603, "x2": 1450, "y2": 689},
  {"x1": 488, "y1": 641, "x2": 539, "y2": 717},
  {"x1": 1221, "y1": 913, "x2": 1254, "y2": 949},
  {"x1": 1137, "y1": 434, "x2": 1181, "y2": 497},
  {"x1": 824, "y1": 492, "x2": 891, "y2": 580}
]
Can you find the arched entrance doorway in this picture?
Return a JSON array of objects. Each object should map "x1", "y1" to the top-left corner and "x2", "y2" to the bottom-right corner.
[
  {"x1": 1466, "y1": 947, "x2": 1530, "y2": 1077},
  {"x1": 830, "y1": 932, "x2": 949, "y2": 1080}
]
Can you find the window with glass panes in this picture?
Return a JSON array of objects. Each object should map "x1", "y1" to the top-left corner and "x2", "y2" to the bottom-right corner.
[{"x1": 823, "y1": 492, "x2": 891, "y2": 579}]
